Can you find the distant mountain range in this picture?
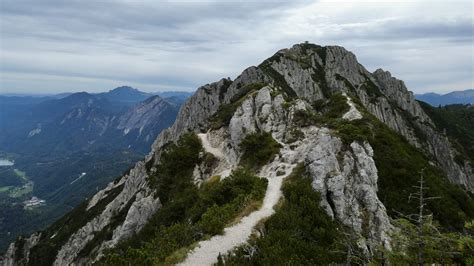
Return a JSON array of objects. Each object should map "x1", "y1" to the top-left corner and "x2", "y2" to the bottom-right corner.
[
  {"x1": 0, "y1": 86, "x2": 191, "y2": 154},
  {"x1": 0, "y1": 86, "x2": 191, "y2": 251},
  {"x1": 0, "y1": 87, "x2": 193, "y2": 101},
  {"x1": 415, "y1": 89, "x2": 474, "y2": 106}
]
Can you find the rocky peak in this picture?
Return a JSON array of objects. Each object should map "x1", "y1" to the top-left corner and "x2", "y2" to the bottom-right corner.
[
  {"x1": 117, "y1": 94, "x2": 177, "y2": 135},
  {"x1": 109, "y1": 86, "x2": 138, "y2": 93},
  {"x1": 373, "y1": 69, "x2": 429, "y2": 121},
  {"x1": 98, "y1": 86, "x2": 154, "y2": 103},
  {"x1": 150, "y1": 41, "x2": 472, "y2": 189}
]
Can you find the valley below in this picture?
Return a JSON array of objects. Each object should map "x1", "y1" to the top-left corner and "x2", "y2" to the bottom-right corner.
[
  {"x1": 0, "y1": 149, "x2": 142, "y2": 251},
  {"x1": 0, "y1": 87, "x2": 188, "y2": 252}
]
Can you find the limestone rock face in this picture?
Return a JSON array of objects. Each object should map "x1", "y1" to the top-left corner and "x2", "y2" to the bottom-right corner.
[
  {"x1": 2, "y1": 233, "x2": 41, "y2": 266},
  {"x1": 273, "y1": 43, "x2": 472, "y2": 191},
  {"x1": 271, "y1": 55, "x2": 325, "y2": 101},
  {"x1": 373, "y1": 69, "x2": 429, "y2": 121},
  {"x1": 101, "y1": 191, "x2": 161, "y2": 248},
  {"x1": 150, "y1": 67, "x2": 269, "y2": 160},
  {"x1": 418, "y1": 122, "x2": 474, "y2": 190},
  {"x1": 306, "y1": 138, "x2": 392, "y2": 253},
  {"x1": 52, "y1": 161, "x2": 158, "y2": 265},
  {"x1": 324, "y1": 46, "x2": 370, "y2": 88},
  {"x1": 116, "y1": 95, "x2": 178, "y2": 143}
]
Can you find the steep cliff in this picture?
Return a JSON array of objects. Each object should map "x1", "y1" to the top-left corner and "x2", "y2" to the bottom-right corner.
[{"x1": 2, "y1": 43, "x2": 472, "y2": 265}]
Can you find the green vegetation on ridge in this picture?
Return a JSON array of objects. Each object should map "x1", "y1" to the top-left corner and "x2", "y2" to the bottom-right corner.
[
  {"x1": 239, "y1": 132, "x2": 282, "y2": 170},
  {"x1": 98, "y1": 133, "x2": 267, "y2": 265},
  {"x1": 318, "y1": 101, "x2": 474, "y2": 231},
  {"x1": 283, "y1": 92, "x2": 474, "y2": 231}
]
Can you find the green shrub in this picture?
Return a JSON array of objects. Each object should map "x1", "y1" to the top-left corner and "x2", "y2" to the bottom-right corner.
[
  {"x1": 335, "y1": 74, "x2": 357, "y2": 93},
  {"x1": 294, "y1": 93, "x2": 350, "y2": 129},
  {"x1": 210, "y1": 104, "x2": 236, "y2": 130},
  {"x1": 327, "y1": 118, "x2": 373, "y2": 144},
  {"x1": 364, "y1": 81, "x2": 383, "y2": 98},
  {"x1": 14, "y1": 237, "x2": 26, "y2": 263},
  {"x1": 199, "y1": 204, "x2": 235, "y2": 235},
  {"x1": 286, "y1": 128, "x2": 305, "y2": 143},
  {"x1": 312, "y1": 99, "x2": 326, "y2": 111},
  {"x1": 149, "y1": 133, "x2": 202, "y2": 203},
  {"x1": 293, "y1": 109, "x2": 319, "y2": 127},
  {"x1": 239, "y1": 132, "x2": 282, "y2": 170},
  {"x1": 324, "y1": 93, "x2": 350, "y2": 119},
  {"x1": 373, "y1": 218, "x2": 474, "y2": 265},
  {"x1": 369, "y1": 118, "x2": 474, "y2": 230},
  {"x1": 361, "y1": 76, "x2": 383, "y2": 99}
]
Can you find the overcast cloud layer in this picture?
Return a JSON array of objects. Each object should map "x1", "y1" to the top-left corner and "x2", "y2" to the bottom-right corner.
[{"x1": 0, "y1": 0, "x2": 472, "y2": 94}]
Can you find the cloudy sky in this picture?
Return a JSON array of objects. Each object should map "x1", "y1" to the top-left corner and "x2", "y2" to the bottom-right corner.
[{"x1": 0, "y1": 0, "x2": 472, "y2": 94}]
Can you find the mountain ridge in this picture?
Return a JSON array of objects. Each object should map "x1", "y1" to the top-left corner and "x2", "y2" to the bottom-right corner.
[
  {"x1": 3, "y1": 43, "x2": 472, "y2": 265},
  {"x1": 416, "y1": 89, "x2": 474, "y2": 106}
]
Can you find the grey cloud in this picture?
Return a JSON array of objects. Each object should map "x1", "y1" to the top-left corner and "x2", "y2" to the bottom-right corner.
[
  {"x1": 0, "y1": 0, "x2": 472, "y2": 94},
  {"x1": 306, "y1": 17, "x2": 473, "y2": 44}
]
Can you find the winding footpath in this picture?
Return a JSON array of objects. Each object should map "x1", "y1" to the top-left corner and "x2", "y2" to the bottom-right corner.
[
  {"x1": 180, "y1": 134, "x2": 298, "y2": 266},
  {"x1": 342, "y1": 92, "x2": 363, "y2": 121},
  {"x1": 198, "y1": 133, "x2": 232, "y2": 178}
]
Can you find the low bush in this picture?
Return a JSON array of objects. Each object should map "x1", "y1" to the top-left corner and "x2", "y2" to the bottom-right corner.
[
  {"x1": 324, "y1": 93, "x2": 350, "y2": 119},
  {"x1": 239, "y1": 132, "x2": 282, "y2": 170},
  {"x1": 149, "y1": 133, "x2": 202, "y2": 203},
  {"x1": 293, "y1": 109, "x2": 319, "y2": 127}
]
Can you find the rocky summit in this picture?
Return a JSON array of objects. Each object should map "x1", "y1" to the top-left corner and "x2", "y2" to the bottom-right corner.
[{"x1": 2, "y1": 43, "x2": 473, "y2": 265}]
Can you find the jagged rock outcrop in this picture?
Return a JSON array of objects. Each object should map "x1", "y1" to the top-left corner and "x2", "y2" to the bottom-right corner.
[
  {"x1": 266, "y1": 44, "x2": 472, "y2": 191},
  {"x1": 371, "y1": 69, "x2": 473, "y2": 190},
  {"x1": 3, "y1": 42, "x2": 471, "y2": 265},
  {"x1": 1, "y1": 233, "x2": 41, "y2": 266},
  {"x1": 150, "y1": 67, "x2": 270, "y2": 156},
  {"x1": 54, "y1": 162, "x2": 160, "y2": 265},
  {"x1": 306, "y1": 136, "x2": 391, "y2": 253},
  {"x1": 117, "y1": 95, "x2": 179, "y2": 144}
]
